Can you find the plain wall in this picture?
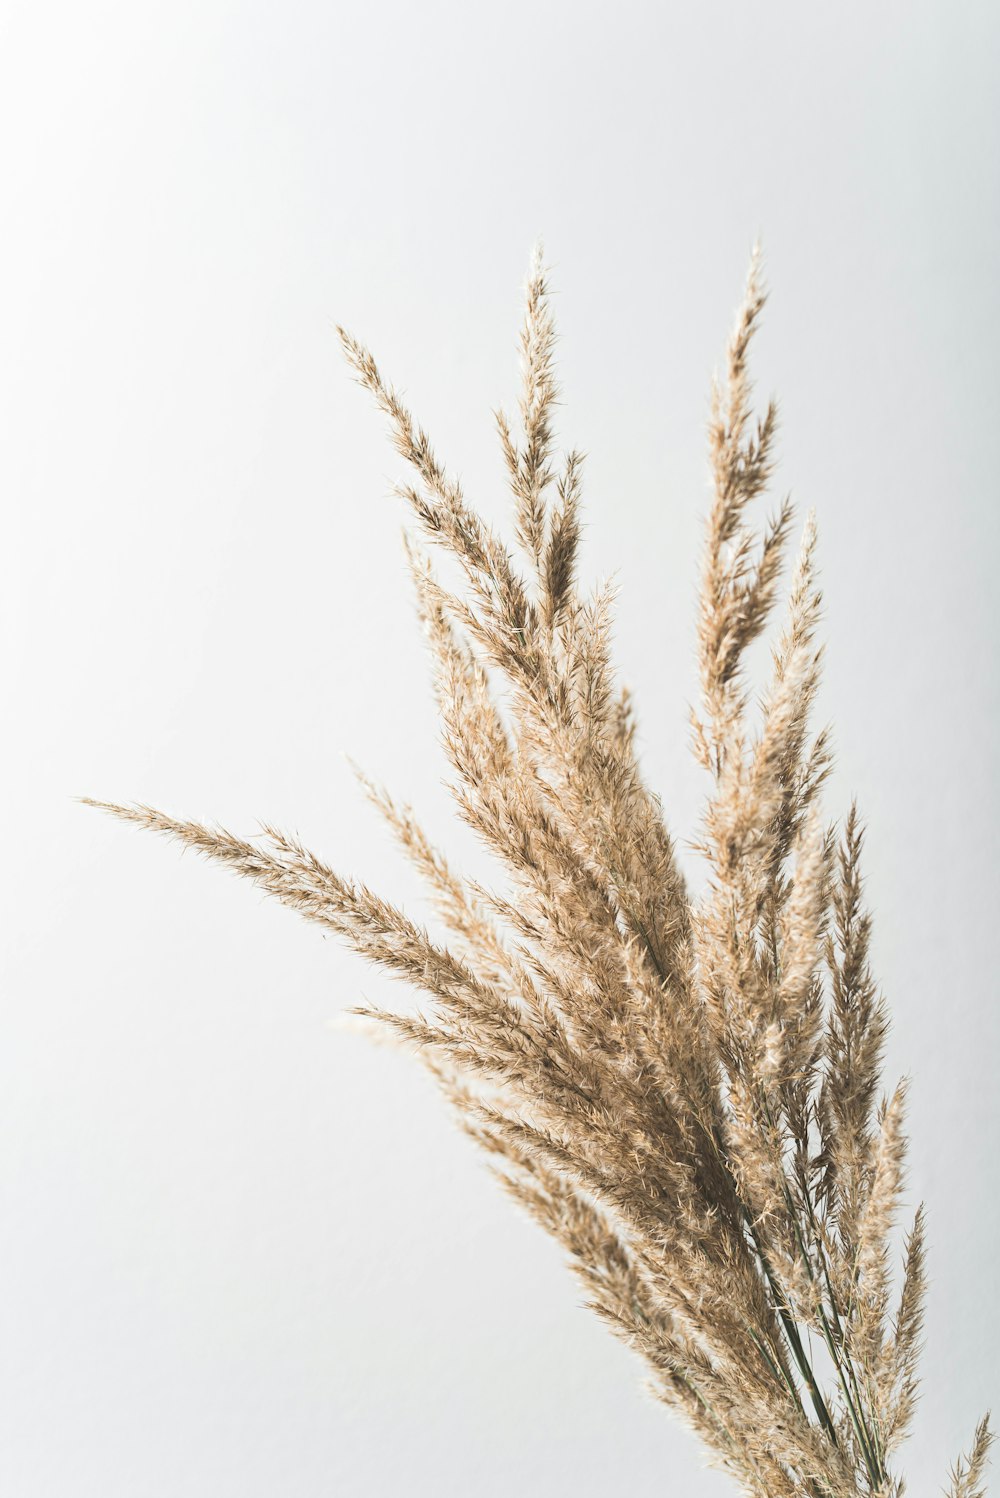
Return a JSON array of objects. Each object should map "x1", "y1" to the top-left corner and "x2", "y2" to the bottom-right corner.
[{"x1": 1, "y1": 2, "x2": 997, "y2": 1494}]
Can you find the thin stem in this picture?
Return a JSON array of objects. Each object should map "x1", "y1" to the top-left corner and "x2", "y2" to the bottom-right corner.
[
  {"x1": 698, "y1": 1118, "x2": 823, "y2": 1429},
  {"x1": 800, "y1": 1170, "x2": 885, "y2": 1477},
  {"x1": 744, "y1": 1210, "x2": 840, "y2": 1445},
  {"x1": 763, "y1": 1101, "x2": 884, "y2": 1488}
]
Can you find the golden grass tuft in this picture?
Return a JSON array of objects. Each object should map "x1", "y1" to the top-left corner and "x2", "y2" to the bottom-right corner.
[{"x1": 86, "y1": 247, "x2": 991, "y2": 1498}]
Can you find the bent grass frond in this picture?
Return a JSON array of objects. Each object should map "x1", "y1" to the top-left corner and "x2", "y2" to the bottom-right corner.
[{"x1": 87, "y1": 250, "x2": 990, "y2": 1498}]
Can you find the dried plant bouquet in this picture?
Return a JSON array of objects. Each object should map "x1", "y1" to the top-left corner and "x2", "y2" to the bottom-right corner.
[{"x1": 88, "y1": 250, "x2": 991, "y2": 1498}]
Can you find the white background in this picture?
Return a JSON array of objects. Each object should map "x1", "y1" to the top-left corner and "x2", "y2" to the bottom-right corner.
[{"x1": 1, "y1": 2, "x2": 997, "y2": 1494}]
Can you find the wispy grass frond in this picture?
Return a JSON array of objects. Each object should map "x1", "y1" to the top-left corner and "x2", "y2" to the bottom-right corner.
[{"x1": 88, "y1": 247, "x2": 990, "y2": 1498}]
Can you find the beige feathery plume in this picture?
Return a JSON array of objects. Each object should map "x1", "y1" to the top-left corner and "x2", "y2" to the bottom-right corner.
[
  {"x1": 87, "y1": 246, "x2": 991, "y2": 1498},
  {"x1": 949, "y1": 1419, "x2": 996, "y2": 1498}
]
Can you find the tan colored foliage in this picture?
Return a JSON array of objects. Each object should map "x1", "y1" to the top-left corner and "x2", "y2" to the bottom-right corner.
[{"x1": 88, "y1": 249, "x2": 991, "y2": 1498}]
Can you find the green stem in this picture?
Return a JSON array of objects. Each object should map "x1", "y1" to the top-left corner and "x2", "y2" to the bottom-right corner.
[
  {"x1": 762, "y1": 910, "x2": 884, "y2": 1482},
  {"x1": 765, "y1": 1106, "x2": 883, "y2": 1488},
  {"x1": 748, "y1": 1324, "x2": 806, "y2": 1418},
  {"x1": 697, "y1": 1118, "x2": 818, "y2": 1422},
  {"x1": 800, "y1": 1176, "x2": 883, "y2": 1468},
  {"x1": 745, "y1": 1211, "x2": 839, "y2": 1445}
]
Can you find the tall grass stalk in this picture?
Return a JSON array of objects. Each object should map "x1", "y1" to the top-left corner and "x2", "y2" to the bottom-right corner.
[{"x1": 87, "y1": 247, "x2": 991, "y2": 1498}]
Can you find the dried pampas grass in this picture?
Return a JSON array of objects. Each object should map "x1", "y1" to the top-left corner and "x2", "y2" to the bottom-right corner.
[{"x1": 87, "y1": 247, "x2": 991, "y2": 1498}]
